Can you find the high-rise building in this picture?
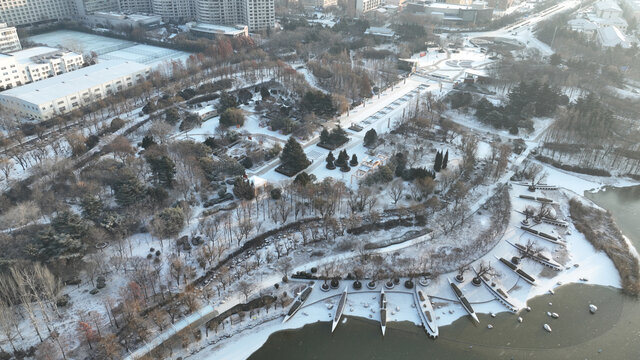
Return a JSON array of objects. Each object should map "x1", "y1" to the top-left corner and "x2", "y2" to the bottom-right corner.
[
  {"x1": 355, "y1": 0, "x2": 383, "y2": 15},
  {"x1": 73, "y1": 0, "x2": 120, "y2": 15},
  {"x1": 0, "y1": 23, "x2": 22, "y2": 53},
  {"x1": 196, "y1": 0, "x2": 274, "y2": 32},
  {"x1": 118, "y1": 0, "x2": 152, "y2": 13},
  {"x1": 152, "y1": 0, "x2": 196, "y2": 22},
  {"x1": 0, "y1": 0, "x2": 74, "y2": 27}
]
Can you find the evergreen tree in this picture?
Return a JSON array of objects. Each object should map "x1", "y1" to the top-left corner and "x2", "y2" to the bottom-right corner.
[
  {"x1": 219, "y1": 108, "x2": 245, "y2": 127},
  {"x1": 434, "y1": 151, "x2": 442, "y2": 172},
  {"x1": 81, "y1": 196, "x2": 104, "y2": 223},
  {"x1": 141, "y1": 135, "x2": 156, "y2": 149},
  {"x1": 217, "y1": 91, "x2": 238, "y2": 113},
  {"x1": 320, "y1": 128, "x2": 330, "y2": 144},
  {"x1": 280, "y1": 137, "x2": 311, "y2": 173},
  {"x1": 164, "y1": 108, "x2": 180, "y2": 125},
  {"x1": 52, "y1": 210, "x2": 88, "y2": 240},
  {"x1": 293, "y1": 172, "x2": 315, "y2": 187},
  {"x1": 363, "y1": 128, "x2": 378, "y2": 148},
  {"x1": 152, "y1": 207, "x2": 185, "y2": 238},
  {"x1": 336, "y1": 150, "x2": 349, "y2": 167},
  {"x1": 442, "y1": 150, "x2": 449, "y2": 169},
  {"x1": 146, "y1": 155, "x2": 176, "y2": 188},
  {"x1": 233, "y1": 177, "x2": 255, "y2": 200},
  {"x1": 113, "y1": 172, "x2": 146, "y2": 207},
  {"x1": 326, "y1": 151, "x2": 335, "y2": 169},
  {"x1": 350, "y1": 154, "x2": 358, "y2": 167}
]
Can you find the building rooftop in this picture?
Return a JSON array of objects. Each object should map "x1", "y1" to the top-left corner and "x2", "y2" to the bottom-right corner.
[
  {"x1": 1, "y1": 46, "x2": 79, "y2": 65},
  {"x1": 598, "y1": 26, "x2": 630, "y2": 47},
  {"x1": 594, "y1": 0, "x2": 622, "y2": 12},
  {"x1": 364, "y1": 27, "x2": 395, "y2": 36},
  {"x1": 187, "y1": 22, "x2": 248, "y2": 36},
  {"x1": 0, "y1": 60, "x2": 150, "y2": 104}
]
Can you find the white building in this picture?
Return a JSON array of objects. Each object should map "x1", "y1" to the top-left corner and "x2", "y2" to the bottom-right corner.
[
  {"x1": 0, "y1": 59, "x2": 151, "y2": 120},
  {"x1": 0, "y1": 47, "x2": 84, "y2": 91},
  {"x1": 568, "y1": 18, "x2": 598, "y2": 36},
  {"x1": 152, "y1": 0, "x2": 196, "y2": 22},
  {"x1": 597, "y1": 26, "x2": 631, "y2": 47},
  {"x1": 0, "y1": 0, "x2": 74, "y2": 27},
  {"x1": 73, "y1": 0, "x2": 120, "y2": 15},
  {"x1": 0, "y1": 23, "x2": 22, "y2": 53},
  {"x1": 356, "y1": 0, "x2": 384, "y2": 14},
  {"x1": 187, "y1": 22, "x2": 248, "y2": 37},
  {"x1": 118, "y1": 0, "x2": 153, "y2": 13},
  {"x1": 196, "y1": 0, "x2": 274, "y2": 32},
  {"x1": 593, "y1": 0, "x2": 623, "y2": 19}
]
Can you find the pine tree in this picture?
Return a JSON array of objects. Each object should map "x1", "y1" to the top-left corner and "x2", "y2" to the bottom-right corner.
[
  {"x1": 442, "y1": 150, "x2": 449, "y2": 169},
  {"x1": 336, "y1": 150, "x2": 349, "y2": 167},
  {"x1": 434, "y1": 151, "x2": 442, "y2": 172},
  {"x1": 141, "y1": 135, "x2": 156, "y2": 149},
  {"x1": 280, "y1": 137, "x2": 311, "y2": 173},
  {"x1": 147, "y1": 155, "x2": 176, "y2": 188},
  {"x1": 350, "y1": 154, "x2": 358, "y2": 167},
  {"x1": 320, "y1": 128, "x2": 330, "y2": 145},
  {"x1": 326, "y1": 151, "x2": 335, "y2": 169},
  {"x1": 113, "y1": 173, "x2": 146, "y2": 207},
  {"x1": 363, "y1": 129, "x2": 378, "y2": 148},
  {"x1": 81, "y1": 196, "x2": 104, "y2": 222}
]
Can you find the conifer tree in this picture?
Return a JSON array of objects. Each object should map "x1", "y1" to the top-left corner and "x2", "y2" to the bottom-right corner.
[
  {"x1": 280, "y1": 137, "x2": 311, "y2": 173},
  {"x1": 434, "y1": 150, "x2": 442, "y2": 172},
  {"x1": 350, "y1": 154, "x2": 358, "y2": 167},
  {"x1": 442, "y1": 150, "x2": 449, "y2": 169}
]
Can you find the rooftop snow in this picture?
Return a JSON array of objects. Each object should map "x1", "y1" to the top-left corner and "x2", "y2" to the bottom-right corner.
[{"x1": 0, "y1": 60, "x2": 150, "y2": 104}]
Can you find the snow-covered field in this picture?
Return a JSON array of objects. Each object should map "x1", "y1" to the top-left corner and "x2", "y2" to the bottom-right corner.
[
  {"x1": 27, "y1": 30, "x2": 191, "y2": 68},
  {"x1": 187, "y1": 162, "x2": 631, "y2": 360}
]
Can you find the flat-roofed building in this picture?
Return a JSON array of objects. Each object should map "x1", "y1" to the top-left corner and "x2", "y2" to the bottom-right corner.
[
  {"x1": 0, "y1": 23, "x2": 22, "y2": 53},
  {"x1": 187, "y1": 22, "x2": 249, "y2": 37},
  {"x1": 0, "y1": 59, "x2": 151, "y2": 120},
  {"x1": 0, "y1": 46, "x2": 84, "y2": 91},
  {"x1": 0, "y1": 0, "x2": 74, "y2": 27}
]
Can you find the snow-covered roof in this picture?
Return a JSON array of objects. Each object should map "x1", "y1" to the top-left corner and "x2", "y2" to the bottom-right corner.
[
  {"x1": 568, "y1": 18, "x2": 598, "y2": 31},
  {"x1": 594, "y1": 0, "x2": 622, "y2": 12},
  {"x1": 364, "y1": 27, "x2": 395, "y2": 37},
  {"x1": 1, "y1": 46, "x2": 79, "y2": 65},
  {"x1": 597, "y1": 26, "x2": 630, "y2": 47},
  {"x1": 186, "y1": 22, "x2": 248, "y2": 36},
  {"x1": 0, "y1": 60, "x2": 150, "y2": 104},
  {"x1": 588, "y1": 14, "x2": 628, "y2": 28}
]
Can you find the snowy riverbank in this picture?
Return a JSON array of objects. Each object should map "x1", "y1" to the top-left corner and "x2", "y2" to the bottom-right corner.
[{"x1": 185, "y1": 166, "x2": 637, "y2": 360}]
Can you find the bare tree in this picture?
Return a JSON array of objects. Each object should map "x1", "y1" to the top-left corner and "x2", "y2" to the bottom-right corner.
[
  {"x1": 277, "y1": 257, "x2": 293, "y2": 282},
  {"x1": 388, "y1": 179, "x2": 405, "y2": 205},
  {"x1": 238, "y1": 281, "x2": 252, "y2": 301}
]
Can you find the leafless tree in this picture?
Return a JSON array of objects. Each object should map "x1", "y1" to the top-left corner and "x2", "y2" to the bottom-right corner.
[
  {"x1": 388, "y1": 179, "x2": 405, "y2": 205},
  {"x1": 238, "y1": 281, "x2": 252, "y2": 301}
]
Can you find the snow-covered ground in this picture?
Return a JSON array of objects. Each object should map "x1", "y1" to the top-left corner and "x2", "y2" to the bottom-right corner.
[
  {"x1": 189, "y1": 167, "x2": 628, "y2": 360},
  {"x1": 27, "y1": 30, "x2": 191, "y2": 68}
]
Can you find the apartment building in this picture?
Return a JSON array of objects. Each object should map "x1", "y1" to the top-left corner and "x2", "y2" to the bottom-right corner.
[
  {"x1": 117, "y1": 0, "x2": 152, "y2": 13},
  {"x1": 0, "y1": 0, "x2": 74, "y2": 27},
  {"x1": 0, "y1": 59, "x2": 151, "y2": 120},
  {"x1": 0, "y1": 23, "x2": 21, "y2": 53},
  {"x1": 0, "y1": 46, "x2": 84, "y2": 91},
  {"x1": 355, "y1": 0, "x2": 383, "y2": 14},
  {"x1": 196, "y1": 0, "x2": 274, "y2": 32},
  {"x1": 152, "y1": 0, "x2": 196, "y2": 22}
]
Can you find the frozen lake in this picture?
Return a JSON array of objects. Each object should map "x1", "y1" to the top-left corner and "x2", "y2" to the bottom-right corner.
[{"x1": 27, "y1": 30, "x2": 191, "y2": 68}]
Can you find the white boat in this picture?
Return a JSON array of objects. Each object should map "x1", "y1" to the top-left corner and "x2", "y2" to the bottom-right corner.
[
  {"x1": 507, "y1": 241, "x2": 563, "y2": 271},
  {"x1": 495, "y1": 256, "x2": 537, "y2": 285},
  {"x1": 380, "y1": 289, "x2": 387, "y2": 336},
  {"x1": 331, "y1": 286, "x2": 348, "y2": 333},
  {"x1": 473, "y1": 268, "x2": 522, "y2": 313},
  {"x1": 413, "y1": 287, "x2": 439, "y2": 339},
  {"x1": 283, "y1": 284, "x2": 313, "y2": 323},
  {"x1": 448, "y1": 278, "x2": 479, "y2": 324}
]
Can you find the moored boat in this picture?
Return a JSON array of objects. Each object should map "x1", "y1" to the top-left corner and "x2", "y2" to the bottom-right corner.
[
  {"x1": 283, "y1": 284, "x2": 313, "y2": 323},
  {"x1": 380, "y1": 289, "x2": 387, "y2": 336},
  {"x1": 413, "y1": 287, "x2": 439, "y2": 339},
  {"x1": 448, "y1": 278, "x2": 479, "y2": 324},
  {"x1": 507, "y1": 241, "x2": 563, "y2": 271},
  {"x1": 473, "y1": 268, "x2": 522, "y2": 313},
  {"x1": 495, "y1": 256, "x2": 537, "y2": 285},
  {"x1": 331, "y1": 286, "x2": 348, "y2": 333}
]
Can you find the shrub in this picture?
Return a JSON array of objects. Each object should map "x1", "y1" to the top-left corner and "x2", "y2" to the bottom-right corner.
[{"x1": 219, "y1": 107, "x2": 245, "y2": 127}]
